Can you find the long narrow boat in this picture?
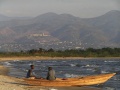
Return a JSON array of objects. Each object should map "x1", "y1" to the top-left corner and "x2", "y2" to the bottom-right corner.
[{"x1": 24, "y1": 73, "x2": 116, "y2": 87}]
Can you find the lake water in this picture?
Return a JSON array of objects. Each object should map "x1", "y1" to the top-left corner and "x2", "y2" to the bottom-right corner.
[{"x1": 1, "y1": 58, "x2": 120, "y2": 90}]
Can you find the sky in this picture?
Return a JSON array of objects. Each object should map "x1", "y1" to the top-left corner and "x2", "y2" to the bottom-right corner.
[{"x1": 0, "y1": 0, "x2": 120, "y2": 18}]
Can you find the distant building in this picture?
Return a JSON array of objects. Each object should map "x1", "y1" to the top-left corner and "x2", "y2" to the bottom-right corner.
[
  {"x1": 75, "y1": 47, "x2": 81, "y2": 49},
  {"x1": 30, "y1": 33, "x2": 50, "y2": 37}
]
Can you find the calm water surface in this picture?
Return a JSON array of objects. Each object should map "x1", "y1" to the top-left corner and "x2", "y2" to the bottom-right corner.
[{"x1": 1, "y1": 58, "x2": 120, "y2": 90}]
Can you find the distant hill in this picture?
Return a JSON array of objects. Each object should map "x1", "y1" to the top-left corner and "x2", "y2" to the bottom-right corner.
[
  {"x1": 0, "y1": 14, "x2": 32, "y2": 21},
  {"x1": 82, "y1": 10, "x2": 120, "y2": 38},
  {"x1": 0, "y1": 10, "x2": 120, "y2": 50},
  {"x1": 0, "y1": 14, "x2": 11, "y2": 21}
]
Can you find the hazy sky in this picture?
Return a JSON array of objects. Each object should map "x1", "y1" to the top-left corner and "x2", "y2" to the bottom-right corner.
[{"x1": 0, "y1": 0, "x2": 120, "y2": 18}]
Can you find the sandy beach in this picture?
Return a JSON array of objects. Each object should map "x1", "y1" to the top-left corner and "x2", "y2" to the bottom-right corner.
[
  {"x1": 0, "y1": 56, "x2": 90, "y2": 61},
  {"x1": 0, "y1": 56, "x2": 120, "y2": 61},
  {"x1": 0, "y1": 56, "x2": 103, "y2": 90},
  {"x1": 0, "y1": 66, "x2": 25, "y2": 90}
]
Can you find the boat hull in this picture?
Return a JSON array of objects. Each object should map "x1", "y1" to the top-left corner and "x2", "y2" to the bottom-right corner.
[{"x1": 24, "y1": 73, "x2": 115, "y2": 86}]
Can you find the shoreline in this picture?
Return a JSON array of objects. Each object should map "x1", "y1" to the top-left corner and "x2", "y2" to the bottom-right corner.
[
  {"x1": 0, "y1": 65, "x2": 25, "y2": 90},
  {"x1": 0, "y1": 56, "x2": 120, "y2": 61},
  {"x1": 0, "y1": 56, "x2": 107, "y2": 90}
]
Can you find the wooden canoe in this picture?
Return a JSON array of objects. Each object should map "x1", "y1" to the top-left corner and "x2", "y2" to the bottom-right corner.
[{"x1": 24, "y1": 73, "x2": 116, "y2": 87}]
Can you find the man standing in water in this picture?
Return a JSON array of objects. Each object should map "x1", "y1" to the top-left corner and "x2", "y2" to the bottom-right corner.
[
  {"x1": 26, "y1": 65, "x2": 36, "y2": 79},
  {"x1": 46, "y1": 67, "x2": 56, "y2": 80}
]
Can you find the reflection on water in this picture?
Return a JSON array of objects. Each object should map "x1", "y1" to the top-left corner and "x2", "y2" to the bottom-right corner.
[{"x1": 1, "y1": 58, "x2": 120, "y2": 90}]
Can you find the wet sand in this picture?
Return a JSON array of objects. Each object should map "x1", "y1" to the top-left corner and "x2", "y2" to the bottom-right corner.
[
  {"x1": 54, "y1": 87, "x2": 101, "y2": 90},
  {"x1": 25, "y1": 86, "x2": 102, "y2": 90},
  {"x1": 0, "y1": 56, "x2": 102, "y2": 90}
]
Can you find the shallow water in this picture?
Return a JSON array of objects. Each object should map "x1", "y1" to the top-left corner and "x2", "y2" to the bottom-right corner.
[{"x1": 1, "y1": 58, "x2": 120, "y2": 90}]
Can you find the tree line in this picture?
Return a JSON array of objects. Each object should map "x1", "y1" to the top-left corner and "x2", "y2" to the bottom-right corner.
[{"x1": 0, "y1": 47, "x2": 120, "y2": 57}]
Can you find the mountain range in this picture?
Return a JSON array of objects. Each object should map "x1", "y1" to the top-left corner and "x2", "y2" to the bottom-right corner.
[{"x1": 0, "y1": 10, "x2": 120, "y2": 51}]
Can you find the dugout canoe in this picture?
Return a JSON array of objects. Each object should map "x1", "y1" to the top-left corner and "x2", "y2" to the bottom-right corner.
[{"x1": 24, "y1": 73, "x2": 115, "y2": 86}]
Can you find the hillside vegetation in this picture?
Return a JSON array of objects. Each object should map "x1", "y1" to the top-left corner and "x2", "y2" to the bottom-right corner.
[{"x1": 0, "y1": 47, "x2": 120, "y2": 57}]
